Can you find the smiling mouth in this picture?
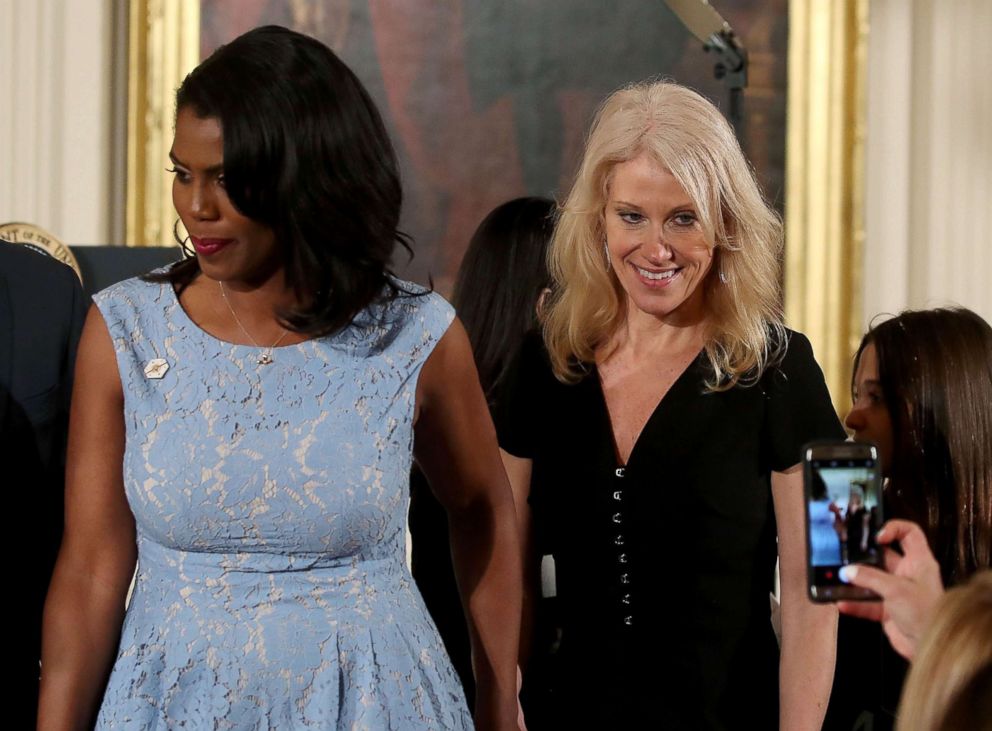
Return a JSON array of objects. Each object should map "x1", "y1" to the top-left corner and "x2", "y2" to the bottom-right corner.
[{"x1": 633, "y1": 264, "x2": 680, "y2": 281}]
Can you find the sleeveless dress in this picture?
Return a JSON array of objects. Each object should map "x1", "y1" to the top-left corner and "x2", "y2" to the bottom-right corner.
[
  {"x1": 809, "y1": 500, "x2": 844, "y2": 566},
  {"x1": 93, "y1": 275, "x2": 473, "y2": 730}
]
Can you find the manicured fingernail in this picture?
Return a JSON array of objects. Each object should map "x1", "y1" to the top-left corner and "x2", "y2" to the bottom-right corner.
[{"x1": 839, "y1": 566, "x2": 857, "y2": 583}]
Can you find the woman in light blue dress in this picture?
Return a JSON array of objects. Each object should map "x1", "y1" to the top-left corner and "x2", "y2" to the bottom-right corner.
[
  {"x1": 39, "y1": 26, "x2": 522, "y2": 730},
  {"x1": 809, "y1": 499, "x2": 844, "y2": 566},
  {"x1": 808, "y1": 470, "x2": 843, "y2": 566}
]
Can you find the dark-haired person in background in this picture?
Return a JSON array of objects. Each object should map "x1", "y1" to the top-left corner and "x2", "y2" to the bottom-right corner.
[
  {"x1": 410, "y1": 196, "x2": 555, "y2": 702},
  {"x1": 0, "y1": 242, "x2": 85, "y2": 728},
  {"x1": 38, "y1": 26, "x2": 521, "y2": 730},
  {"x1": 825, "y1": 306, "x2": 992, "y2": 731}
]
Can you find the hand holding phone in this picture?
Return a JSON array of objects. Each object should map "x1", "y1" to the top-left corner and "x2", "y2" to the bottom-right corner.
[
  {"x1": 836, "y1": 519, "x2": 945, "y2": 660},
  {"x1": 803, "y1": 440, "x2": 884, "y2": 601}
]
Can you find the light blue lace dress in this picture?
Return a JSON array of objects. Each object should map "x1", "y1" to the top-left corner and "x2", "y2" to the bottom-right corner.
[{"x1": 92, "y1": 275, "x2": 473, "y2": 730}]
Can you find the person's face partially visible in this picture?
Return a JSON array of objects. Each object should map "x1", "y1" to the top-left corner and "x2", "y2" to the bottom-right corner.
[
  {"x1": 845, "y1": 343, "x2": 895, "y2": 476},
  {"x1": 170, "y1": 106, "x2": 280, "y2": 289}
]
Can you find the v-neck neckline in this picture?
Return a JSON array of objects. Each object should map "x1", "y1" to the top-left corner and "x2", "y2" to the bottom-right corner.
[{"x1": 592, "y1": 349, "x2": 704, "y2": 468}]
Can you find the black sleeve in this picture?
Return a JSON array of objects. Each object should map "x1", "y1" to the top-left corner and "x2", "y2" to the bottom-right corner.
[
  {"x1": 764, "y1": 330, "x2": 847, "y2": 472},
  {"x1": 490, "y1": 330, "x2": 548, "y2": 459}
]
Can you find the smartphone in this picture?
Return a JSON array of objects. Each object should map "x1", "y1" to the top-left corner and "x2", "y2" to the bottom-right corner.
[{"x1": 803, "y1": 440, "x2": 884, "y2": 602}]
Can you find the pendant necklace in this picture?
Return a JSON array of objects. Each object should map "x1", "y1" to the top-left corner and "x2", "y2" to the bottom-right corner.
[{"x1": 219, "y1": 281, "x2": 290, "y2": 365}]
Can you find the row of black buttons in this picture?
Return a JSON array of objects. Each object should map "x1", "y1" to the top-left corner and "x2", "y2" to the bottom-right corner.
[{"x1": 613, "y1": 466, "x2": 632, "y2": 626}]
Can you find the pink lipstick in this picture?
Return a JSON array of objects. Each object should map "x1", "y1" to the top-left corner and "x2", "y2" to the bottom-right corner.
[{"x1": 190, "y1": 236, "x2": 234, "y2": 256}]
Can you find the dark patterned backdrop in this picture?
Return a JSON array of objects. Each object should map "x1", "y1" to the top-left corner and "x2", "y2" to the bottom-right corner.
[{"x1": 200, "y1": 0, "x2": 788, "y2": 292}]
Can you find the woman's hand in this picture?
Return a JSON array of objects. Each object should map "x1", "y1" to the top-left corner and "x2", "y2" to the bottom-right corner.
[{"x1": 836, "y1": 519, "x2": 944, "y2": 660}]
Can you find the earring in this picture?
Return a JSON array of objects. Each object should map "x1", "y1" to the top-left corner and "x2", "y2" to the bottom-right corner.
[
  {"x1": 174, "y1": 219, "x2": 194, "y2": 258},
  {"x1": 719, "y1": 269, "x2": 729, "y2": 284},
  {"x1": 178, "y1": 236, "x2": 194, "y2": 260},
  {"x1": 603, "y1": 239, "x2": 611, "y2": 270}
]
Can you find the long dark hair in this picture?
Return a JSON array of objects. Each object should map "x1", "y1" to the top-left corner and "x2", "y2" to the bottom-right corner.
[
  {"x1": 853, "y1": 307, "x2": 992, "y2": 584},
  {"x1": 149, "y1": 25, "x2": 413, "y2": 335},
  {"x1": 451, "y1": 197, "x2": 555, "y2": 400}
]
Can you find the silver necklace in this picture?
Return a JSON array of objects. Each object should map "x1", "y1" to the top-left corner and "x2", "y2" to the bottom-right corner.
[{"x1": 218, "y1": 281, "x2": 290, "y2": 365}]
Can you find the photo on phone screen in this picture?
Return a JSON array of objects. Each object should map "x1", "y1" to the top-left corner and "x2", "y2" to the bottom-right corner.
[{"x1": 804, "y1": 442, "x2": 884, "y2": 601}]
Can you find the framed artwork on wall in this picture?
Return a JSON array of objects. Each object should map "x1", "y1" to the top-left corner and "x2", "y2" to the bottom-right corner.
[{"x1": 126, "y1": 0, "x2": 866, "y2": 405}]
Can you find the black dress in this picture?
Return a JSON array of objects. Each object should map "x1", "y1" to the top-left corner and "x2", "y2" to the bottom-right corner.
[
  {"x1": 822, "y1": 615, "x2": 905, "y2": 731},
  {"x1": 494, "y1": 329, "x2": 845, "y2": 730}
]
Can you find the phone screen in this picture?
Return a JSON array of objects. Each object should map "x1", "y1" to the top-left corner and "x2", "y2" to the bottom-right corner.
[{"x1": 805, "y1": 449, "x2": 884, "y2": 600}]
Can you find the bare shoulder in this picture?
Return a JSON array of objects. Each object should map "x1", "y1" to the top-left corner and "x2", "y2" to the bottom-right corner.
[
  {"x1": 413, "y1": 314, "x2": 503, "y2": 511},
  {"x1": 76, "y1": 303, "x2": 124, "y2": 399},
  {"x1": 63, "y1": 303, "x2": 133, "y2": 558},
  {"x1": 416, "y1": 316, "x2": 475, "y2": 418}
]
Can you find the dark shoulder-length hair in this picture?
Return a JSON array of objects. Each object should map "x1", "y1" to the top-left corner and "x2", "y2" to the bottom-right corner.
[
  {"x1": 854, "y1": 307, "x2": 992, "y2": 584},
  {"x1": 451, "y1": 197, "x2": 555, "y2": 400},
  {"x1": 150, "y1": 25, "x2": 413, "y2": 335}
]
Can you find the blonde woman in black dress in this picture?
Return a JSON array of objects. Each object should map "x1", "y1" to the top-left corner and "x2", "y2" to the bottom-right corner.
[{"x1": 497, "y1": 81, "x2": 843, "y2": 729}]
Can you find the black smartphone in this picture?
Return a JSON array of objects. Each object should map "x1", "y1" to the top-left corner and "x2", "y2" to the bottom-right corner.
[{"x1": 803, "y1": 440, "x2": 884, "y2": 602}]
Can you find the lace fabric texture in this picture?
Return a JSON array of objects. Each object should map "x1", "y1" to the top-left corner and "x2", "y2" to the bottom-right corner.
[{"x1": 92, "y1": 277, "x2": 471, "y2": 730}]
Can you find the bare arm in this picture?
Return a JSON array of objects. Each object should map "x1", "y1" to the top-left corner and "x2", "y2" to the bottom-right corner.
[
  {"x1": 414, "y1": 318, "x2": 522, "y2": 731},
  {"x1": 773, "y1": 465, "x2": 837, "y2": 731},
  {"x1": 500, "y1": 450, "x2": 536, "y2": 669},
  {"x1": 38, "y1": 305, "x2": 137, "y2": 730}
]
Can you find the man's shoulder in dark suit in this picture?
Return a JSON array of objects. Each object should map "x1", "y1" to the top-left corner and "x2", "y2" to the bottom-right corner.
[
  {"x1": 1, "y1": 241, "x2": 87, "y2": 436},
  {"x1": 0, "y1": 241, "x2": 87, "y2": 723}
]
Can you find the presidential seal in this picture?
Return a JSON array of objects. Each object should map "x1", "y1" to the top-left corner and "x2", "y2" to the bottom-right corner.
[{"x1": 0, "y1": 221, "x2": 83, "y2": 282}]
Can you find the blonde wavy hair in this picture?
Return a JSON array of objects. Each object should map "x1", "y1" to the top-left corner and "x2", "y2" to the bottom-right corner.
[
  {"x1": 543, "y1": 80, "x2": 785, "y2": 389},
  {"x1": 896, "y1": 571, "x2": 992, "y2": 731}
]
